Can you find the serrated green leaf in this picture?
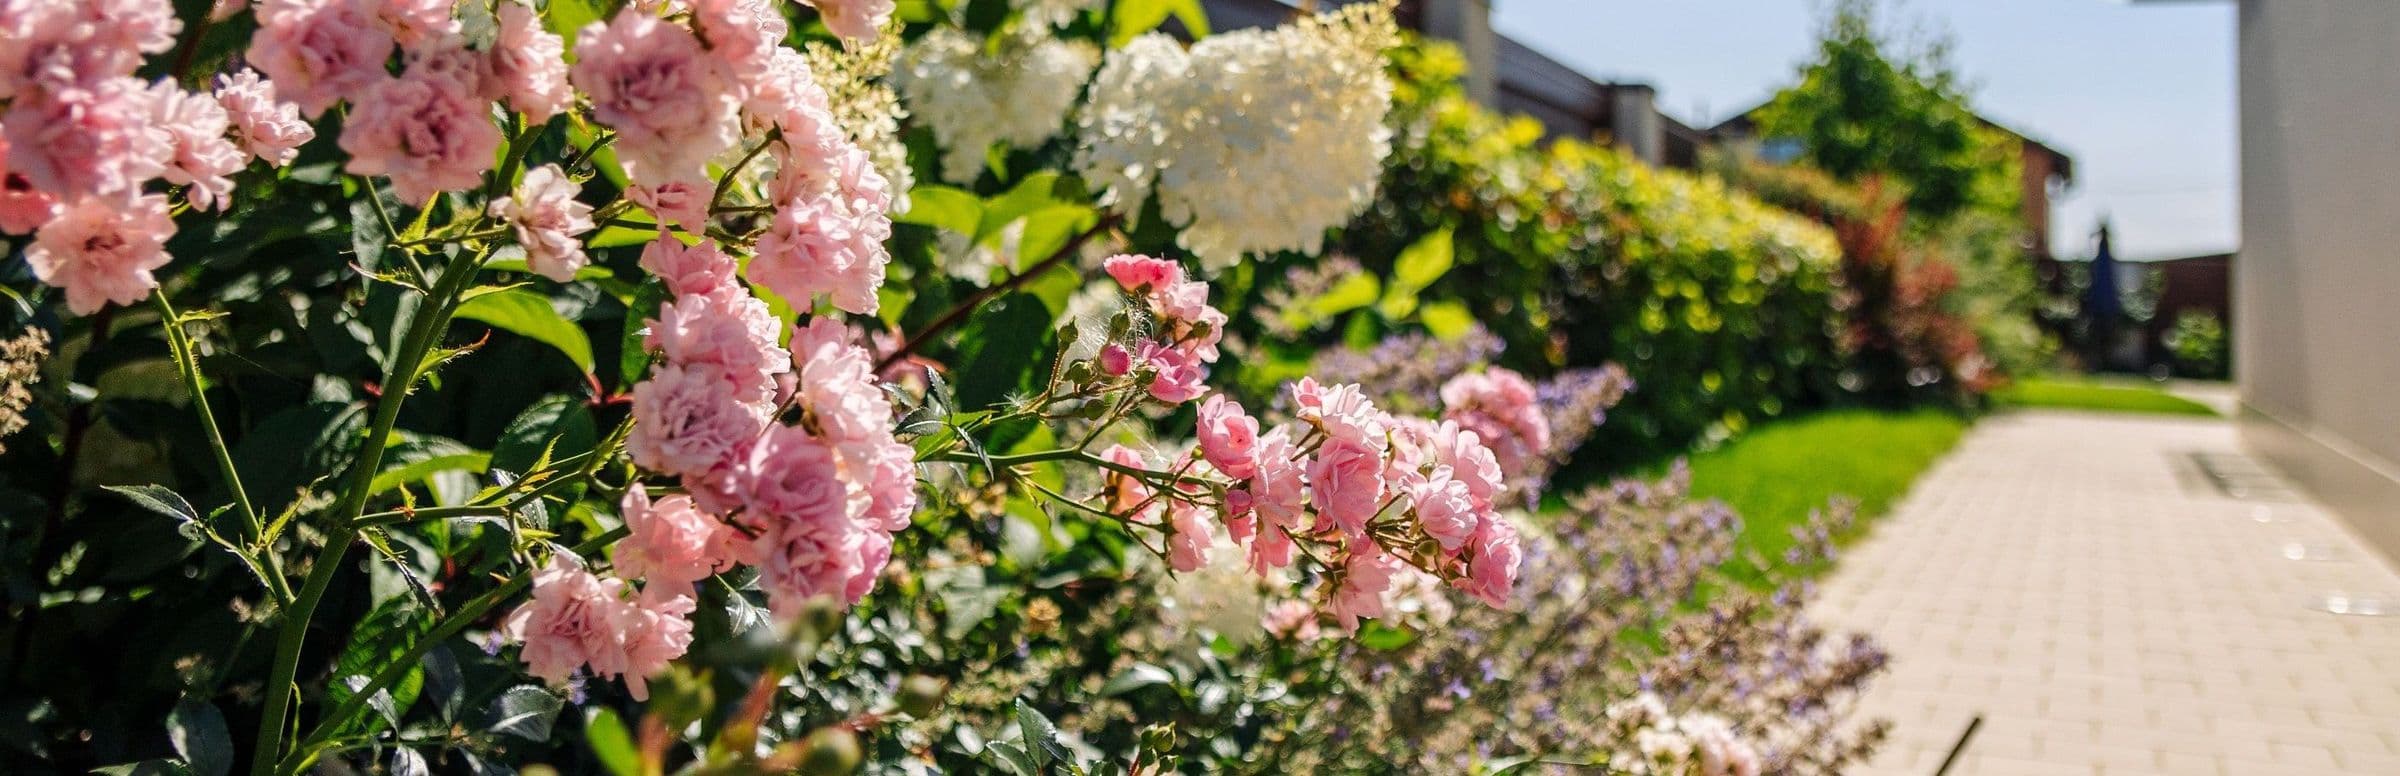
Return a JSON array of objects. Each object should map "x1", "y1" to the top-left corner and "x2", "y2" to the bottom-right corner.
[
  {"x1": 1012, "y1": 699, "x2": 1072, "y2": 767},
  {"x1": 489, "y1": 395, "x2": 597, "y2": 488},
  {"x1": 102, "y1": 485, "x2": 202, "y2": 539},
  {"x1": 325, "y1": 598, "x2": 434, "y2": 737},
  {"x1": 487, "y1": 686, "x2": 564, "y2": 741},
  {"x1": 454, "y1": 288, "x2": 596, "y2": 373}
]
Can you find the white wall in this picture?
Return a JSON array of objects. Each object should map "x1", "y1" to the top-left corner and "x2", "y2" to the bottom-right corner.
[{"x1": 2237, "y1": 0, "x2": 2400, "y2": 553}]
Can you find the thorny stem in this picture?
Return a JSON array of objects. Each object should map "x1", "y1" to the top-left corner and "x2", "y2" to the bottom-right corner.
[
  {"x1": 153, "y1": 292, "x2": 262, "y2": 539},
  {"x1": 251, "y1": 243, "x2": 494, "y2": 776},
  {"x1": 280, "y1": 524, "x2": 633, "y2": 774},
  {"x1": 876, "y1": 213, "x2": 1123, "y2": 372}
]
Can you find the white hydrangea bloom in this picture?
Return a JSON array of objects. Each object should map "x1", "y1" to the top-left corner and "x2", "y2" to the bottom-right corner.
[
  {"x1": 1074, "y1": 2, "x2": 1398, "y2": 267},
  {"x1": 897, "y1": 28, "x2": 1099, "y2": 184},
  {"x1": 802, "y1": 37, "x2": 915, "y2": 213}
]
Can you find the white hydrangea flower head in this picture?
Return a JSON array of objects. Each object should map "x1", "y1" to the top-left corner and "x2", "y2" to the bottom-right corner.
[
  {"x1": 897, "y1": 28, "x2": 1099, "y2": 184},
  {"x1": 1074, "y1": 1, "x2": 1399, "y2": 268},
  {"x1": 802, "y1": 36, "x2": 915, "y2": 213}
]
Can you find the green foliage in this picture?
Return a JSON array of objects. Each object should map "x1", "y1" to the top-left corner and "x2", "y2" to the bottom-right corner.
[
  {"x1": 1304, "y1": 37, "x2": 1850, "y2": 468},
  {"x1": 1753, "y1": 0, "x2": 2015, "y2": 223},
  {"x1": 2166, "y1": 311, "x2": 2229, "y2": 379}
]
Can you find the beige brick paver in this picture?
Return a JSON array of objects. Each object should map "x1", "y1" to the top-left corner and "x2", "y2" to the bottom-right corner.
[{"x1": 1814, "y1": 411, "x2": 2400, "y2": 775}]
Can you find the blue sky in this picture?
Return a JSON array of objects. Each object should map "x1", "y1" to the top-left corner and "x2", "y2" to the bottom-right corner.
[{"x1": 1490, "y1": 0, "x2": 2237, "y2": 260}]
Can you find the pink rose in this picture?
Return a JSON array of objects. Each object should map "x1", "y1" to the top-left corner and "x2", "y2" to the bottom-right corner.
[
  {"x1": 797, "y1": 0, "x2": 894, "y2": 46},
  {"x1": 571, "y1": 9, "x2": 741, "y2": 187},
  {"x1": 787, "y1": 317, "x2": 896, "y2": 443},
  {"x1": 484, "y1": 3, "x2": 571, "y2": 123},
  {"x1": 692, "y1": 0, "x2": 788, "y2": 89},
  {"x1": 752, "y1": 196, "x2": 884, "y2": 315},
  {"x1": 1195, "y1": 395, "x2": 1260, "y2": 479},
  {"x1": 627, "y1": 362, "x2": 772, "y2": 480},
  {"x1": 755, "y1": 513, "x2": 869, "y2": 612},
  {"x1": 1097, "y1": 444, "x2": 1157, "y2": 519},
  {"x1": 367, "y1": 0, "x2": 460, "y2": 49},
  {"x1": 1407, "y1": 468, "x2": 1481, "y2": 552},
  {"x1": 26, "y1": 193, "x2": 175, "y2": 315},
  {"x1": 0, "y1": 0, "x2": 178, "y2": 99},
  {"x1": 490, "y1": 164, "x2": 596, "y2": 282},
  {"x1": 609, "y1": 590, "x2": 696, "y2": 702},
  {"x1": 647, "y1": 287, "x2": 787, "y2": 396},
  {"x1": 1103, "y1": 254, "x2": 1183, "y2": 294},
  {"x1": 250, "y1": 0, "x2": 396, "y2": 117},
  {"x1": 1165, "y1": 502, "x2": 1212, "y2": 573},
  {"x1": 214, "y1": 69, "x2": 317, "y2": 168},
  {"x1": 3, "y1": 78, "x2": 168, "y2": 200},
  {"x1": 639, "y1": 237, "x2": 738, "y2": 297},
  {"x1": 1430, "y1": 420, "x2": 1504, "y2": 506},
  {"x1": 742, "y1": 48, "x2": 831, "y2": 136},
  {"x1": 738, "y1": 423, "x2": 862, "y2": 527},
  {"x1": 1097, "y1": 343, "x2": 1133, "y2": 376},
  {"x1": 1328, "y1": 544, "x2": 1398, "y2": 633},
  {"x1": 501, "y1": 555, "x2": 623, "y2": 692},
  {"x1": 1440, "y1": 368, "x2": 1550, "y2": 475},
  {"x1": 1289, "y1": 378, "x2": 1387, "y2": 445},
  {"x1": 847, "y1": 529, "x2": 891, "y2": 602},
  {"x1": 338, "y1": 69, "x2": 500, "y2": 204},
  {"x1": 1139, "y1": 341, "x2": 1207, "y2": 404},
  {"x1": 846, "y1": 436, "x2": 919, "y2": 533},
  {"x1": 612, "y1": 485, "x2": 742, "y2": 595},
  {"x1": 142, "y1": 82, "x2": 248, "y2": 212},
  {"x1": 1307, "y1": 437, "x2": 1387, "y2": 539},
  {"x1": 628, "y1": 177, "x2": 711, "y2": 234},
  {"x1": 0, "y1": 132, "x2": 60, "y2": 234},
  {"x1": 1457, "y1": 518, "x2": 1522, "y2": 608}
]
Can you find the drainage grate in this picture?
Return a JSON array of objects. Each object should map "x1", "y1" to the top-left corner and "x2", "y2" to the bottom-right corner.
[{"x1": 2187, "y1": 451, "x2": 2306, "y2": 501}]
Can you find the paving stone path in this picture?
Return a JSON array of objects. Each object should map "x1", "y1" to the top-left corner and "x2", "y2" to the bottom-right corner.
[{"x1": 1813, "y1": 410, "x2": 2400, "y2": 776}]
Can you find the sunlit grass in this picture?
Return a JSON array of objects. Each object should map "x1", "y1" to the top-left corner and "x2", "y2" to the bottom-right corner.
[{"x1": 1992, "y1": 376, "x2": 2218, "y2": 416}]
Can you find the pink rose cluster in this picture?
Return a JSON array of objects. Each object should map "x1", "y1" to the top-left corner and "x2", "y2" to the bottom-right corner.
[
  {"x1": 623, "y1": 236, "x2": 918, "y2": 615},
  {"x1": 568, "y1": 1, "x2": 895, "y2": 316},
  {"x1": 1438, "y1": 367, "x2": 1551, "y2": 476},
  {"x1": 1105, "y1": 377, "x2": 1525, "y2": 634},
  {"x1": 1098, "y1": 255, "x2": 1230, "y2": 404},
  {"x1": 501, "y1": 551, "x2": 698, "y2": 702},
  {"x1": 2, "y1": 0, "x2": 314, "y2": 313}
]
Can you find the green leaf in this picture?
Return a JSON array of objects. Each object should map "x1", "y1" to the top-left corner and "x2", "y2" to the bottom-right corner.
[
  {"x1": 1282, "y1": 272, "x2": 1381, "y2": 333},
  {"x1": 389, "y1": 749, "x2": 429, "y2": 776},
  {"x1": 585, "y1": 708, "x2": 640, "y2": 776},
  {"x1": 487, "y1": 686, "x2": 564, "y2": 741},
  {"x1": 454, "y1": 289, "x2": 596, "y2": 373},
  {"x1": 1098, "y1": 663, "x2": 1174, "y2": 697},
  {"x1": 325, "y1": 598, "x2": 434, "y2": 736},
  {"x1": 350, "y1": 199, "x2": 389, "y2": 272},
  {"x1": 1378, "y1": 227, "x2": 1455, "y2": 319},
  {"x1": 369, "y1": 451, "x2": 492, "y2": 498},
  {"x1": 1012, "y1": 699, "x2": 1072, "y2": 768},
  {"x1": 896, "y1": 185, "x2": 983, "y2": 236},
  {"x1": 975, "y1": 172, "x2": 1066, "y2": 243},
  {"x1": 102, "y1": 485, "x2": 202, "y2": 540},
  {"x1": 543, "y1": 0, "x2": 608, "y2": 47},
  {"x1": 1356, "y1": 622, "x2": 1415, "y2": 651},
  {"x1": 489, "y1": 394, "x2": 597, "y2": 486},
  {"x1": 166, "y1": 700, "x2": 232, "y2": 776},
  {"x1": 951, "y1": 292, "x2": 1057, "y2": 410},
  {"x1": 1419, "y1": 300, "x2": 1477, "y2": 339},
  {"x1": 1108, "y1": 0, "x2": 1207, "y2": 47},
  {"x1": 981, "y1": 741, "x2": 1038, "y2": 776},
  {"x1": 619, "y1": 280, "x2": 670, "y2": 390}
]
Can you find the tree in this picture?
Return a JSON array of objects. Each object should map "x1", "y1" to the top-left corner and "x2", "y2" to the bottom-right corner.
[{"x1": 1755, "y1": 0, "x2": 2014, "y2": 223}]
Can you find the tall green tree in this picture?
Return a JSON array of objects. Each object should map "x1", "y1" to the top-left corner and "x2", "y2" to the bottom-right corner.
[{"x1": 1755, "y1": 0, "x2": 2015, "y2": 223}]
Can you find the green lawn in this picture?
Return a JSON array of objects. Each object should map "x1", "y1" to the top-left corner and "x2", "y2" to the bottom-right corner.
[
  {"x1": 1659, "y1": 408, "x2": 1971, "y2": 585},
  {"x1": 1991, "y1": 376, "x2": 2218, "y2": 416}
]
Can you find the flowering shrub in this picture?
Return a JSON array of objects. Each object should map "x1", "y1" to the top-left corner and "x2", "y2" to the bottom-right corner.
[
  {"x1": 0, "y1": 2, "x2": 1897, "y2": 774},
  {"x1": 1298, "y1": 40, "x2": 1851, "y2": 470}
]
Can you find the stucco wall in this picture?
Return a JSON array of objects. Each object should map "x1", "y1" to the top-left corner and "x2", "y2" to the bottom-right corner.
[{"x1": 2236, "y1": 0, "x2": 2400, "y2": 554}]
